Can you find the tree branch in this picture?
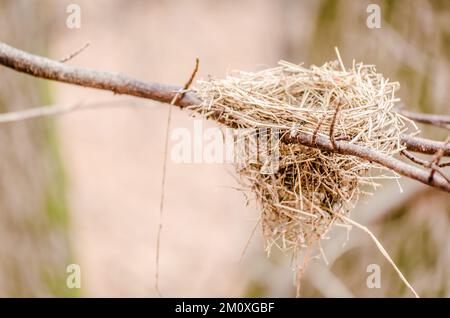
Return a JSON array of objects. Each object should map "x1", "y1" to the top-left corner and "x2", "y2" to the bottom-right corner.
[
  {"x1": 398, "y1": 108, "x2": 450, "y2": 130},
  {"x1": 283, "y1": 133, "x2": 450, "y2": 192},
  {"x1": 0, "y1": 42, "x2": 201, "y2": 108},
  {"x1": 400, "y1": 134, "x2": 450, "y2": 156},
  {"x1": 0, "y1": 41, "x2": 449, "y2": 192}
]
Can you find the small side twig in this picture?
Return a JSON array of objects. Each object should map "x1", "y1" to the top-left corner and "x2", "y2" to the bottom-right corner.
[
  {"x1": 439, "y1": 162, "x2": 450, "y2": 168},
  {"x1": 311, "y1": 115, "x2": 326, "y2": 145},
  {"x1": 397, "y1": 108, "x2": 450, "y2": 130},
  {"x1": 400, "y1": 137, "x2": 450, "y2": 185},
  {"x1": 59, "y1": 42, "x2": 91, "y2": 63},
  {"x1": 428, "y1": 136, "x2": 450, "y2": 183},
  {"x1": 329, "y1": 98, "x2": 342, "y2": 150},
  {"x1": 170, "y1": 57, "x2": 200, "y2": 105},
  {"x1": 400, "y1": 150, "x2": 429, "y2": 167}
]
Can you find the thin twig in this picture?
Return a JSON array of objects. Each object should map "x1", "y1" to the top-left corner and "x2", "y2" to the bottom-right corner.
[
  {"x1": 59, "y1": 42, "x2": 91, "y2": 63},
  {"x1": 311, "y1": 111, "x2": 327, "y2": 145},
  {"x1": 428, "y1": 136, "x2": 450, "y2": 183},
  {"x1": 155, "y1": 58, "x2": 200, "y2": 296},
  {"x1": 178, "y1": 57, "x2": 199, "y2": 101},
  {"x1": 239, "y1": 219, "x2": 261, "y2": 264},
  {"x1": 397, "y1": 108, "x2": 450, "y2": 130},
  {"x1": 0, "y1": 99, "x2": 150, "y2": 123},
  {"x1": 0, "y1": 103, "x2": 82, "y2": 122},
  {"x1": 400, "y1": 150, "x2": 429, "y2": 167},
  {"x1": 296, "y1": 240, "x2": 314, "y2": 298},
  {"x1": 400, "y1": 134, "x2": 450, "y2": 156},
  {"x1": 401, "y1": 149, "x2": 450, "y2": 185},
  {"x1": 329, "y1": 98, "x2": 342, "y2": 150},
  {"x1": 434, "y1": 168, "x2": 450, "y2": 184}
]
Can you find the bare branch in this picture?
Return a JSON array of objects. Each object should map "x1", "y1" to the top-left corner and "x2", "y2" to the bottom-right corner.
[
  {"x1": 0, "y1": 103, "x2": 82, "y2": 123},
  {"x1": 400, "y1": 134, "x2": 450, "y2": 156},
  {"x1": 398, "y1": 108, "x2": 450, "y2": 130},
  {"x1": 401, "y1": 149, "x2": 450, "y2": 185},
  {"x1": 311, "y1": 113, "x2": 325, "y2": 145},
  {"x1": 0, "y1": 41, "x2": 449, "y2": 193},
  {"x1": 284, "y1": 132, "x2": 450, "y2": 192},
  {"x1": 329, "y1": 98, "x2": 342, "y2": 150},
  {"x1": 0, "y1": 42, "x2": 201, "y2": 108},
  {"x1": 0, "y1": 99, "x2": 151, "y2": 123}
]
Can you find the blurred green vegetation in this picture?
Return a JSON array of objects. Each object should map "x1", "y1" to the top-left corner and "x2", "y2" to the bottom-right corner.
[{"x1": 0, "y1": 0, "x2": 75, "y2": 297}]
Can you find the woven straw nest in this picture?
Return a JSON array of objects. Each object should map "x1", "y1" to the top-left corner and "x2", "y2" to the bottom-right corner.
[{"x1": 188, "y1": 58, "x2": 412, "y2": 263}]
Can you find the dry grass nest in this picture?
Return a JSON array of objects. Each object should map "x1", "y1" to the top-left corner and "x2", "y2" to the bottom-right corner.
[{"x1": 189, "y1": 58, "x2": 412, "y2": 262}]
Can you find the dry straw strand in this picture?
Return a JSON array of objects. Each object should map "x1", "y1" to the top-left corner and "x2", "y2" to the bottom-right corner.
[
  {"x1": 339, "y1": 215, "x2": 419, "y2": 298},
  {"x1": 155, "y1": 58, "x2": 200, "y2": 296}
]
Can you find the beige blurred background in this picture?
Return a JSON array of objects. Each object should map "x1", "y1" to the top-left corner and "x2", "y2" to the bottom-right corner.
[{"x1": 0, "y1": 0, "x2": 449, "y2": 297}]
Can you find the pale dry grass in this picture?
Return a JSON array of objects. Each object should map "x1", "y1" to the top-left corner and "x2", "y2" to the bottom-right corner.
[{"x1": 191, "y1": 53, "x2": 417, "y2": 294}]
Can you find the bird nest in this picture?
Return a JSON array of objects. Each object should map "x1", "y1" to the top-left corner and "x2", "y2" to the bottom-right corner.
[{"x1": 189, "y1": 58, "x2": 410, "y2": 263}]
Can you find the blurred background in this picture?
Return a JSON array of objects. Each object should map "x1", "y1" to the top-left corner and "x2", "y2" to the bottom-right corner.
[{"x1": 0, "y1": 0, "x2": 449, "y2": 297}]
